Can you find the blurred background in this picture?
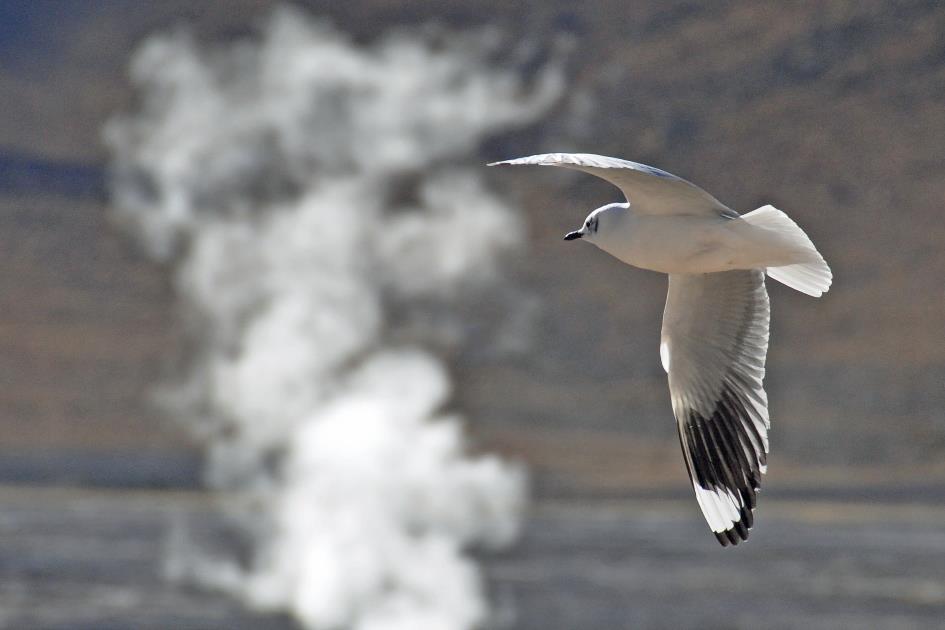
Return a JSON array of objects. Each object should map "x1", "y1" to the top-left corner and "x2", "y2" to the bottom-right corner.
[{"x1": 3, "y1": 1, "x2": 945, "y2": 628}]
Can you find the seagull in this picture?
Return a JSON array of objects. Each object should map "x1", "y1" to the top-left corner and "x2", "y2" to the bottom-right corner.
[{"x1": 489, "y1": 153, "x2": 831, "y2": 546}]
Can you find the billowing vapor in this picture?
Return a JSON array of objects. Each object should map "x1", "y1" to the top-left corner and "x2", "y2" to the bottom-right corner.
[{"x1": 105, "y1": 7, "x2": 561, "y2": 630}]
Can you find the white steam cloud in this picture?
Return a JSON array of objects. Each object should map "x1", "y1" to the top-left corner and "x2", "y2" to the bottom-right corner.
[{"x1": 106, "y1": 7, "x2": 561, "y2": 630}]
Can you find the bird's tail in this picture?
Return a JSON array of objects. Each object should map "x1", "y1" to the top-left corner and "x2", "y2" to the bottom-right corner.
[{"x1": 741, "y1": 205, "x2": 832, "y2": 297}]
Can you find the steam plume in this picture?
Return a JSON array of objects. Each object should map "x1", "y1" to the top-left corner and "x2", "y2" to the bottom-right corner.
[{"x1": 106, "y1": 7, "x2": 561, "y2": 629}]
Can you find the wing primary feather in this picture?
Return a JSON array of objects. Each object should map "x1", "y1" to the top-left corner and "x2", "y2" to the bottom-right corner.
[
  {"x1": 703, "y1": 411, "x2": 756, "y2": 503},
  {"x1": 711, "y1": 401, "x2": 756, "y2": 479},
  {"x1": 695, "y1": 413, "x2": 754, "y2": 544},
  {"x1": 733, "y1": 517, "x2": 750, "y2": 540},
  {"x1": 720, "y1": 385, "x2": 766, "y2": 471},
  {"x1": 723, "y1": 391, "x2": 768, "y2": 466},
  {"x1": 694, "y1": 415, "x2": 742, "y2": 503},
  {"x1": 719, "y1": 387, "x2": 767, "y2": 463}
]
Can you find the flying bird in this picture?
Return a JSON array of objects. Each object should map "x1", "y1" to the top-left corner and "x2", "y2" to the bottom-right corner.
[{"x1": 489, "y1": 153, "x2": 831, "y2": 546}]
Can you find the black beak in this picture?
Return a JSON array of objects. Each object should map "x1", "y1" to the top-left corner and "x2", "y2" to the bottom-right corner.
[{"x1": 563, "y1": 230, "x2": 583, "y2": 241}]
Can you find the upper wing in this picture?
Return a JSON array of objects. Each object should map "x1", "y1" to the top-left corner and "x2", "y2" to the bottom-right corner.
[
  {"x1": 660, "y1": 270, "x2": 770, "y2": 546},
  {"x1": 489, "y1": 153, "x2": 732, "y2": 217}
]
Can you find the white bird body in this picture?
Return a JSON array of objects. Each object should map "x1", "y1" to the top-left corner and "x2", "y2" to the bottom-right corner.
[
  {"x1": 490, "y1": 152, "x2": 832, "y2": 546},
  {"x1": 593, "y1": 205, "x2": 823, "y2": 275}
]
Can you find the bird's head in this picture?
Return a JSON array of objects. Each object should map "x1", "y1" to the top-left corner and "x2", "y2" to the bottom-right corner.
[{"x1": 563, "y1": 202, "x2": 627, "y2": 245}]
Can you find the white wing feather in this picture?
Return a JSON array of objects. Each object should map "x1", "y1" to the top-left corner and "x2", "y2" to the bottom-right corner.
[{"x1": 489, "y1": 153, "x2": 732, "y2": 217}]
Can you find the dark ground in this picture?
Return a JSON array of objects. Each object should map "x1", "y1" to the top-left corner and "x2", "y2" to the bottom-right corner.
[{"x1": 3, "y1": 484, "x2": 945, "y2": 630}]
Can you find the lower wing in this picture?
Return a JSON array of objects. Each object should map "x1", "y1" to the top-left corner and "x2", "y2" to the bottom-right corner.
[{"x1": 660, "y1": 270, "x2": 771, "y2": 546}]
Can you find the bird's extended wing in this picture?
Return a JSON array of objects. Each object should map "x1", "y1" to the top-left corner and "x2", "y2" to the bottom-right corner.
[
  {"x1": 660, "y1": 270, "x2": 770, "y2": 546},
  {"x1": 489, "y1": 153, "x2": 732, "y2": 216}
]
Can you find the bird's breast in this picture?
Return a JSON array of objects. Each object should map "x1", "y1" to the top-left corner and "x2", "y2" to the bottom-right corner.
[{"x1": 596, "y1": 215, "x2": 741, "y2": 274}]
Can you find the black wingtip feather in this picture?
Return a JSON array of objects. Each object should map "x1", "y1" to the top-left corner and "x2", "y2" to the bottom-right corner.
[
  {"x1": 734, "y1": 518, "x2": 750, "y2": 540},
  {"x1": 678, "y1": 380, "x2": 767, "y2": 548},
  {"x1": 714, "y1": 520, "x2": 751, "y2": 547},
  {"x1": 742, "y1": 505, "x2": 754, "y2": 529},
  {"x1": 741, "y1": 487, "x2": 757, "y2": 511}
]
